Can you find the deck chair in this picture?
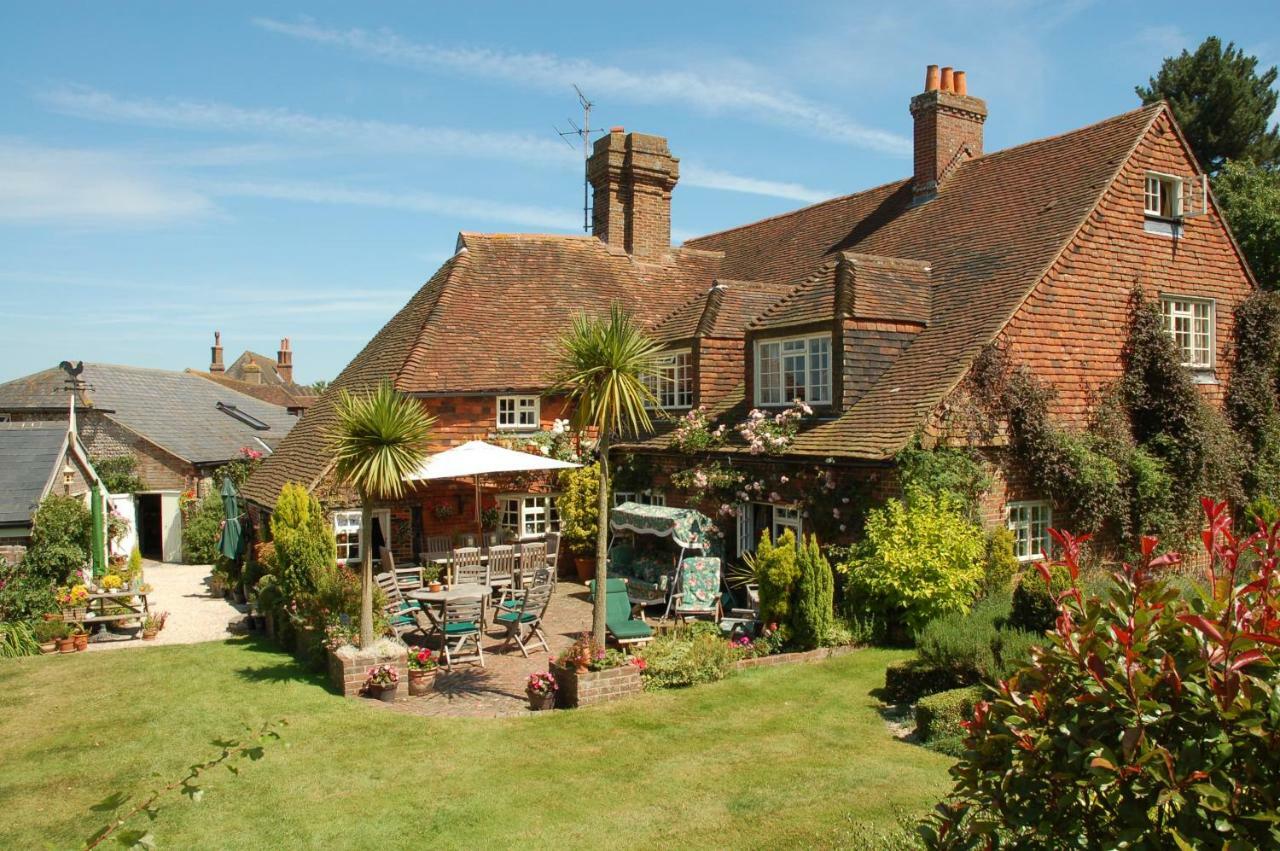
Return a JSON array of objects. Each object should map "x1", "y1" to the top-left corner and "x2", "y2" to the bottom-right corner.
[
  {"x1": 497, "y1": 567, "x2": 550, "y2": 614},
  {"x1": 487, "y1": 544, "x2": 516, "y2": 593},
  {"x1": 450, "y1": 547, "x2": 486, "y2": 585},
  {"x1": 441, "y1": 596, "x2": 485, "y2": 669},
  {"x1": 671, "y1": 556, "x2": 723, "y2": 623},
  {"x1": 374, "y1": 570, "x2": 420, "y2": 636},
  {"x1": 381, "y1": 546, "x2": 422, "y2": 592},
  {"x1": 590, "y1": 577, "x2": 653, "y2": 648},
  {"x1": 495, "y1": 579, "x2": 553, "y2": 657}
]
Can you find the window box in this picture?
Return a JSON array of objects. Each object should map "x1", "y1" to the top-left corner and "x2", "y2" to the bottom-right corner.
[{"x1": 754, "y1": 334, "x2": 831, "y2": 406}]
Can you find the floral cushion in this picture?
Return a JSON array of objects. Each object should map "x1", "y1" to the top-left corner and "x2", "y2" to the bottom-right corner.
[{"x1": 677, "y1": 557, "x2": 721, "y2": 612}]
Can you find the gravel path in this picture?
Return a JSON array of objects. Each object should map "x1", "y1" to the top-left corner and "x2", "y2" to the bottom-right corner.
[{"x1": 88, "y1": 562, "x2": 246, "y2": 651}]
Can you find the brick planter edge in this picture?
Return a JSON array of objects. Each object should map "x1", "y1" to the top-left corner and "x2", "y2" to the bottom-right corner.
[
  {"x1": 735, "y1": 644, "x2": 858, "y2": 670},
  {"x1": 327, "y1": 646, "x2": 409, "y2": 699},
  {"x1": 551, "y1": 662, "x2": 643, "y2": 708}
]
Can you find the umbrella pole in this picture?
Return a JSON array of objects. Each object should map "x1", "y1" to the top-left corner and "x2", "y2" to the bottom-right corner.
[{"x1": 475, "y1": 476, "x2": 483, "y2": 537}]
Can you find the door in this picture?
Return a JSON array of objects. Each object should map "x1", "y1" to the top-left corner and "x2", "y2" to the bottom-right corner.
[{"x1": 137, "y1": 494, "x2": 162, "y2": 560}]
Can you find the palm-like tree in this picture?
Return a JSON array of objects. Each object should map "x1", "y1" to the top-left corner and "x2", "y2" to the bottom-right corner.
[
  {"x1": 330, "y1": 380, "x2": 435, "y2": 647},
  {"x1": 553, "y1": 304, "x2": 662, "y2": 644}
]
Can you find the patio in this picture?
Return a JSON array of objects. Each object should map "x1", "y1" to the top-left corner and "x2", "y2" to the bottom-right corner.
[{"x1": 381, "y1": 578, "x2": 594, "y2": 717}]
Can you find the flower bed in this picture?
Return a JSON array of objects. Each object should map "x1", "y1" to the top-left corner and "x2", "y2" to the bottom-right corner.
[{"x1": 735, "y1": 644, "x2": 857, "y2": 670}]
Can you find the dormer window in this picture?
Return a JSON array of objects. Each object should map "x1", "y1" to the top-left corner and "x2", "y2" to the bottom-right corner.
[
  {"x1": 644, "y1": 350, "x2": 692, "y2": 409},
  {"x1": 497, "y1": 395, "x2": 539, "y2": 431},
  {"x1": 1161, "y1": 296, "x2": 1214, "y2": 370},
  {"x1": 1145, "y1": 173, "x2": 1182, "y2": 219},
  {"x1": 755, "y1": 334, "x2": 831, "y2": 406}
]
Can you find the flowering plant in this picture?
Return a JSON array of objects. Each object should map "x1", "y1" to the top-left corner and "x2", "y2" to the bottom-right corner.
[
  {"x1": 323, "y1": 619, "x2": 358, "y2": 651},
  {"x1": 670, "y1": 406, "x2": 727, "y2": 453},
  {"x1": 408, "y1": 648, "x2": 437, "y2": 672},
  {"x1": 670, "y1": 461, "x2": 744, "y2": 494},
  {"x1": 364, "y1": 664, "x2": 399, "y2": 688},
  {"x1": 101, "y1": 573, "x2": 123, "y2": 591},
  {"x1": 737, "y1": 400, "x2": 811, "y2": 454},
  {"x1": 628, "y1": 656, "x2": 648, "y2": 670},
  {"x1": 526, "y1": 671, "x2": 558, "y2": 695},
  {"x1": 557, "y1": 632, "x2": 602, "y2": 670},
  {"x1": 57, "y1": 584, "x2": 89, "y2": 607}
]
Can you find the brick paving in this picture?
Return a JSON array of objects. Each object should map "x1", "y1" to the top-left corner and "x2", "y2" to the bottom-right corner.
[{"x1": 375, "y1": 579, "x2": 597, "y2": 718}]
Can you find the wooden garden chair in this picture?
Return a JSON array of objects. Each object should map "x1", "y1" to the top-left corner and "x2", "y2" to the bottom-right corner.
[
  {"x1": 495, "y1": 578, "x2": 553, "y2": 657},
  {"x1": 441, "y1": 596, "x2": 485, "y2": 669},
  {"x1": 451, "y1": 547, "x2": 486, "y2": 586},
  {"x1": 487, "y1": 544, "x2": 516, "y2": 595}
]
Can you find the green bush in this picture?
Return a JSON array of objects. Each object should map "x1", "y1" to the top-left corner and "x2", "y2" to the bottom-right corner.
[
  {"x1": 979, "y1": 527, "x2": 1018, "y2": 597},
  {"x1": 557, "y1": 464, "x2": 599, "y2": 555},
  {"x1": 270, "y1": 483, "x2": 336, "y2": 603},
  {"x1": 90, "y1": 454, "x2": 145, "y2": 494},
  {"x1": 754, "y1": 529, "x2": 799, "y2": 636},
  {"x1": 0, "y1": 556, "x2": 57, "y2": 621},
  {"x1": 895, "y1": 442, "x2": 990, "y2": 517},
  {"x1": 637, "y1": 630, "x2": 743, "y2": 690},
  {"x1": 914, "y1": 685, "x2": 983, "y2": 742},
  {"x1": 791, "y1": 534, "x2": 833, "y2": 650},
  {"x1": 841, "y1": 491, "x2": 985, "y2": 632},
  {"x1": 882, "y1": 658, "x2": 969, "y2": 704},
  {"x1": 181, "y1": 491, "x2": 225, "y2": 565},
  {"x1": 21, "y1": 494, "x2": 92, "y2": 584},
  {"x1": 916, "y1": 594, "x2": 1042, "y2": 684},
  {"x1": 1008, "y1": 568, "x2": 1066, "y2": 634},
  {"x1": 0, "y1": 621, "x2": 40, "y2": 658}
]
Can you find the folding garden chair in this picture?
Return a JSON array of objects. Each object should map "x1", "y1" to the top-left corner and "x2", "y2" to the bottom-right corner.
[
  {"x1": 374, "y1": 570, "x2": 421, "y2": 637},
  {"x1": 421, "y1": 535, "x2": 451, "y2": 565},
  {"x1": 496, "y1": 567, "x2": 551, "y2": 615},
  {"x1": 450, "y1": 547, "x2": 486, "y2": 586},
  {"x1": 495, "y1": 578, "x2": 553, "y2": 658},
  {"x1": 441, "y1": 596, "x2": 485, "y2": 669},
  {"x1": 591, "y1": 577, "x2": 653, "y2": 649},
  {"x1": 671, "y1": 556, "x2": 723, "y2": 623},
  {"x1": 487, "y1": 544, "x2": 516, "y2": 595},
  {"x1": 381, "y1": 547, "x2": 422, "y2": 592}
]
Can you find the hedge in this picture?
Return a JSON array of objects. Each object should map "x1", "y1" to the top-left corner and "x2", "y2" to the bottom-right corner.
[
  {"x1": 882, "y1": 658, "x2": 969, "y2": 704},
  {"x1": 914, "y1": 685, "x2": 984, "y2": 742}
]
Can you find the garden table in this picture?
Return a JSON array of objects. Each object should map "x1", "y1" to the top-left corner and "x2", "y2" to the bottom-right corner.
[
  {"x1": 407, "y1": 584, "x2": 489, "y2": 605},
  {"x1": 75, "y1": 591, "x2": 151, "y2": 637}
]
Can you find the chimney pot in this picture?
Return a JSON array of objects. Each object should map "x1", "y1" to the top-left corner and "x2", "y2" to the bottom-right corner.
[
  {"x1": 210, "y1": 330, "x2": 224, "y2": 373},
  {"x1": 924, "y1": 64, "x2": 940, "y2": 92},
  {"x1": 940, "y1": 66, "x2": 954, "y2": 93},
  {"x1": 277, "y1": 337, "x2": 294, "y2": 385},
  {"x1": 954, "y1": 70, "x2": 967, "y2": 96},
  {"x1": 610, "y1": 126, "x2": 625, "y2": 133},
  {"x1": 587, "y1": 130, "x2": 680, "y2": 259}
]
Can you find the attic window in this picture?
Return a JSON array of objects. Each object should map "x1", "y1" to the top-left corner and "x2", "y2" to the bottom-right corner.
[
  {"x1": 1144, "y1": 173, "x2": 1182, "y2": 219},
  {"x1": 216, "y1": 402, "x2": 270, "y2": 431}
]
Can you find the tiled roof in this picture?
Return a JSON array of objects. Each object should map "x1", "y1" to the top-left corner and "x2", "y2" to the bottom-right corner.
[
  {"x1": 749, "y1": 253, "x2": 932, "y2": 332},
  {"x1": 0, "y1": 423, "x2": 65, "y2": 526},
  {"x1": 189, "y1": 370, "x2": 317, "y2": 410},
  {"x1": 245, "y1": 237, "x2": 721, "y2": 506},
  {"x1": 687, "y1": 103, "x2": 1163, "y2": 459},
  {"x1": 0, "y1": 364, "x2": 298, "y2": 465},
  {"x1": 652, "y1": 279, "x2": 794, "y2": 342},
  {"x1": 225, "y1": 351, "x2": 315, "y2": 398}
]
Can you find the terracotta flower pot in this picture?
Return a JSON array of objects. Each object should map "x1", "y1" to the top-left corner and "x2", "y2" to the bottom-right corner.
[
  {"x1": 39, "y1": 641, "x2": 57, "y2": 655},
  {"x1": 408, "y1": 669, "x2": 434, "y2": 696},
  {"x1": 574, "y1": 554, "x2": 596, "y2": 583},
  {"x1": 142, "y1": 629, "x2": 158, "y2": 641},
  {"x1": 73, "y1": 633, "x2": 89, "y2": 651},
  {"x1": 427, "y1": 581, "x2": 442, "y2": 592},
  {"x1": 526, "y1": 689, "x2": 556, "y2": 711},
  {"x1": 57, "y1": 637, "x2": 76, "y2": 654}
]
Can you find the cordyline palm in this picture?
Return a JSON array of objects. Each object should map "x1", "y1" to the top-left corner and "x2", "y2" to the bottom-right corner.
[
  {"x1": 552, "y1": 304, "x2": 662, "y2": 644},
  {"x1": 330, "y1": 380, "x2": 435, "y2": 647}
]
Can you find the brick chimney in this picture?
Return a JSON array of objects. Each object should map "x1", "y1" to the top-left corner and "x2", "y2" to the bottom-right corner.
[
  {"x1": 587, "y1": 128, "x2": 680, "y2": 260},
  {"x1": 210, "y1": 331, "x2": 224, "y2": 373},
  {"x1": 277, "y1": 337, "x2": 293, "y2": 384},
  {"x1": 242, "y1": 361, "x2": 262, "y2": 385},
  {"x1": 909, "y1": 65, "x2": 987, "y2": 202}
]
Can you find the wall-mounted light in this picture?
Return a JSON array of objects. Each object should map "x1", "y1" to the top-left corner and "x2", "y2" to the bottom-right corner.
[{"x1": 63, "y1": 462, "x2": 75, "y2": 495}]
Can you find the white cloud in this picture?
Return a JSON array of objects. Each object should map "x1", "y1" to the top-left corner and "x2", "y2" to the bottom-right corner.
[
  {"x1": 681, "y1": 163, "x2": 832, "y2": 203},
  {"x1": 214, "y1": 180, "x2": 580, "y2": 231},
  {"x1": 0, "y1": 140, "x2": 214, "y2": 226},
  {"x1": 252, "y1": 17, "x2": 909, "y2": 156}
]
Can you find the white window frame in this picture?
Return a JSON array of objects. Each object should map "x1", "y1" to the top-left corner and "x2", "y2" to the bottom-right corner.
[
  {"x1": 614, "y1": 489, "x2": 666, "y2": 507},
  {"x1": 1160, "y1": 295, "x2": 1214, "y2": 369},
  {"x1": 772, "y1": 504, "x2": 802, "y2": 542},
  {"x1": 498, "y1": 493, "x2": 560, "y2": 540},
  {"x1": 1007, "y1": 500, "x2": 1052, "y2": 563},
  {"x1": 643, "y1": 349, "x2": 693, "y2": 409},
  {"x1": 333, "y1": 509, "x2": 390, "y2": 564},
  {"x1": 496, "y1": 395, "x2": 540, "y2": 431},
  {"x1": 753, "y1": 333, "x2": 831, "y2": 407},
  {"x1": 1144, "y1": 172, "x2": 1183, "y2": 219}
]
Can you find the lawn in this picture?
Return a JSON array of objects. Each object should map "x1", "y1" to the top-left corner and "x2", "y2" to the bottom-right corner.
[{"x1": 0, "y1": 640, "x2": 952, "y2": 849}]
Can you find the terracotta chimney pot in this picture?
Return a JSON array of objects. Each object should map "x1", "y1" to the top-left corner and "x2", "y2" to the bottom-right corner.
[
  {"x1": 610, "y1": 126, "x2": 625, "y2": 133},
  {"x1": 210, "y1": 331, "x2": 224, "y2": 373},
  {"x1": 954, "y1": 70, "x2": 967, "y2": 96},
  {"x1": 924, "y1": 64, "x2": 940, "y2": 92},
  {"x1": 940, "y1": 67, "x2": 954, "y2": 93}
]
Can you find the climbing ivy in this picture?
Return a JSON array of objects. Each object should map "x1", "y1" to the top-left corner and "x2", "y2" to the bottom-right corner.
[{"x1": 1226, "y1": 291, "x2": 1280, "y2": 505}]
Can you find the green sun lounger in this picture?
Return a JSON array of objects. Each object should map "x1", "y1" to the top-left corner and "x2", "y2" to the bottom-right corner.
[{"x1": 590, "y1": 577, "x2": 654, "y2": 648}]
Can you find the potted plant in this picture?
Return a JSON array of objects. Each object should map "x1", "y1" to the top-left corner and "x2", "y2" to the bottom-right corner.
[
  {"x1": 362, "y1": 664, "x2": 400, "y2": 703},
  {"x1": 55, "y1": 624, "x2": 76, "y2": 654},
  {"x1": 557, "y1": 633, "x2": 599, "y2": 674},
  {"x1": 141, "y1": 613, "x2": 163, "y2": 640},
  {"x1": 35, "y1": 621, "x2": 64, "y2": 654},
  {"x1": 101, "y1": 573, "x2": 124, "y2": 593},
  {"x1": 71, "y1": 626, "x2": 89, "y2": 651},
  {"x1": 56, "y1": 583, "x2": 89, "y2": 621},
  {"x1": 407, "y1": 648, "x2": 437, "y2": 696},
  {"x1": 526, "y1": 672, "x2": 557, "y2": 711},
  {"x1": 423, "y1": 565, "x2": 443, "y2": 593},
  {"x1": 556, "y1": 465, "x2": 600, "y2": 581}
]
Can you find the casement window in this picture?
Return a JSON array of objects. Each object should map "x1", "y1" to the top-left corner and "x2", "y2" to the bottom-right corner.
[
  {"x1": 1007, "y1": 501, "x2": 1052, "y2": 562},
  {"x1": 772, "y1": 504, "x2": 802, "y2": 541},
  {"x1": 499, "y1": 494, "x2": 560, "y2": 539},
  {"x1": 333, "y1": 510, "x2": 390, "y2": 563},
  {"x1": 755, "y1": 334, "x2": 831, "y2": 406},
  {"x1": 643, "y1": 350, "x2": 693, "y2": 409},
  {"x1": 736, "y1": 502, "x2": 803, "y2": 555},
  {"x1": 1161, "y1": 296, "x2": 1214, "y2": 368},
  {"x1": 496, "y1": 395, "x2": 539, "y2": 431},
  {"x1": 614, "y1": 489, "x2": 666, "y2": 507},
  {"x1": 1145, "y1": 173, "x2": 1183, "y2": 219}
]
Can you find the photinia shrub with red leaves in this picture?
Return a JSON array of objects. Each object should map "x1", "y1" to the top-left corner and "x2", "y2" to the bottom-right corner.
[{"x1": 921, "y1": 498, "x2": 1280, "y2": 849}]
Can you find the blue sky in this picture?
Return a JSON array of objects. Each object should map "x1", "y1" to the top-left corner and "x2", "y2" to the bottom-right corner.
[{"x1": 2, "y1": 1, "x2": 1277, "y2": 385}]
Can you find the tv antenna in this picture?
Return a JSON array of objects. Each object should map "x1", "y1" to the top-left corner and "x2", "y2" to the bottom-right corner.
[{"x1": 556, "y1": 85, "x2": 598, "y2": 233}]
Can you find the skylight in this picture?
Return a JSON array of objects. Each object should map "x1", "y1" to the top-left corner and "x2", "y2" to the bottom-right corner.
[{"x1": 216, "y1": 402, "x2": 270, "y2": 431}]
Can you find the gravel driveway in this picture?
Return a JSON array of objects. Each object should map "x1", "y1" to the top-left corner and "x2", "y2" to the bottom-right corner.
[{"x1": 88, "y1": 562, "x2": 246, "y2": 651}]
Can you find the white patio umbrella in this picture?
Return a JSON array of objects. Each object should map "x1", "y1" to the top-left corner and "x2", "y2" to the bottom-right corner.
[{"x1": 404, "y1": 440, "x2": 581, "y2": 534}]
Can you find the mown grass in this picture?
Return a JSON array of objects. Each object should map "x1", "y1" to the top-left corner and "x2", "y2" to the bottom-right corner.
[{"x1": 0, "y1": 640, "x2": 951, "y2": 849}]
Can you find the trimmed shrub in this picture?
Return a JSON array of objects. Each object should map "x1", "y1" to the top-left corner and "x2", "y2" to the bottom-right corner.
[
  {"x1": 270, "y1": 483, "x2": 336, "y2": 603},
  {"x1": 915, "y1": 685, "x2": 984, "y2": 742},
  {"x1": 557, "y1": 464, "x2": 599, "y2": 555},
  {"x1": 882, "y1": 658, "x2": 969, "y2": 704},
  {"x1": 754, "y1": 529, "x2": 799, "y2": 635},
  {"x1": 791, "y1": 533, "x2": 833, "y2": 650},
  {"x1": 915, "y1": 593, "x2": 1041, "y2": 683},
  {"x1": 841, "y1": 491, "x2": 985, "y2": 632},
  {"x1": 979, "y1": 527, "x2": 1018, "y2": 597},
  {"x1": 181, "y1": 491, "x2": 225, "y2": 565},
  {"x1": 22, "y1": 494, "x2": 91, "y2": 582}
]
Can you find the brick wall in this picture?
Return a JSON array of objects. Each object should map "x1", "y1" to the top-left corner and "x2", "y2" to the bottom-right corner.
[{"x1": 551, "y1": 662, "x2": 643, "y2": 707}]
